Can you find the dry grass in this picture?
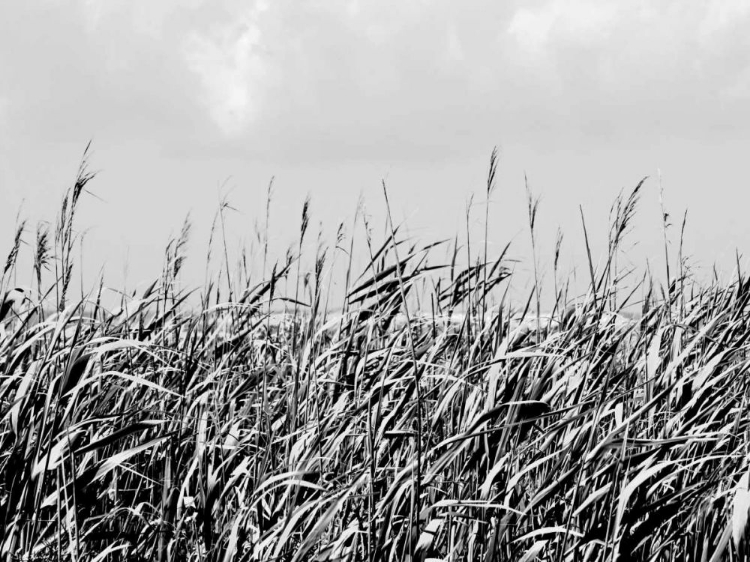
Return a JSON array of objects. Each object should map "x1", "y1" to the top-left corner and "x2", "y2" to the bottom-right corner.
[{"x1": 1, "y1": 152, "x2": 749, "y2": 561}]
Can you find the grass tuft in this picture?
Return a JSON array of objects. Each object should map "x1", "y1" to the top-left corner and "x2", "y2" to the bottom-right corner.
[{"x1": 1, "y1": 154, "x2": 748, "y2": 561}]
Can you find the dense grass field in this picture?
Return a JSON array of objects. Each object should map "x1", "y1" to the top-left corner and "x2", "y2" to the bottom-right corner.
[{"x1": 2, "y1": 154, "x2": 750, "y2": 561}]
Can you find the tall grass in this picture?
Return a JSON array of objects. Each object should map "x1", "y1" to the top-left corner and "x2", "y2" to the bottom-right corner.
[{"x1": 1, "y1": 151, "x2": 750, "y2": 561}]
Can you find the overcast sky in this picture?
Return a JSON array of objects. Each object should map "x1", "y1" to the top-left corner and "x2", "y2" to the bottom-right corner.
[{"x1": 1, "y1": 0, "x2": 750, "y2": 299}]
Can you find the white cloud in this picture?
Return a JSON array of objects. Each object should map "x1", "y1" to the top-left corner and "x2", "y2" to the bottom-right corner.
[
  {"x1": 504, "y1": 0, "x2": 750, "y2": 97},
  {"x1": 80, "y1": 0, "x2": 104, "y2": 31},
  {"x1": 0, "y1": 97, "x2": 8, "y2": 147},
  {"x1": 700, "y1": 0, "x2": 750, "y2": 40},
  {"x1": 507, "y1": 0, "x2": 620, "y2": 58},
  {"x1": 445, "y1": 23, "x2": 464, "y2": 63},
  {"x1": 723, "y1": 65, "x2": 750, "y2": 100},
  {"x1": 184, "y1": 7, "x2": 270, "y2": 136},
  {"x1": 79, "y1": 0, "x2": 202, "y2": 36},
  {"x1": 506, "y1": 6, "x2": 555, "y2": 58},
  {"x1": 5, "y1": 0, "x2": 749, "y2": 158}
]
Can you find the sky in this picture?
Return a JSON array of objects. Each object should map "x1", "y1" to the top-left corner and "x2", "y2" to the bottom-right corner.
[{"x1": 1, "y1": 0, "x2": 750, "y2": 304}]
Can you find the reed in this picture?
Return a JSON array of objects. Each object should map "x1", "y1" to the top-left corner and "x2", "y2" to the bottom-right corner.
[{"x1": 1, "y1": 151, "x2": 748, "y2": 561}]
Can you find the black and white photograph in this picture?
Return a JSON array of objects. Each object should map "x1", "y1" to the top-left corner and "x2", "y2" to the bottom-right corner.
[{"x1": 1, "y1": 1, "x2": 750, "y2": 560}]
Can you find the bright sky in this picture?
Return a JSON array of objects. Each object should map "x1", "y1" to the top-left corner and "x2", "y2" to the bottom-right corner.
[{"x1": 1, "y1": 0, "x2": 749, "y2": 300}]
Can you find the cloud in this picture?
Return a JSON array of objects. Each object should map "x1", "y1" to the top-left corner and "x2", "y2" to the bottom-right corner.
[
  {"x1": 171, "y1": 0, "x2": 750, "y2": 157},
  {"x1": 500, "y1": 0, "x2": 750, "y2": 143},
  {"x1": 699, "y1": 0, "x2": 750, "y2": 39},
  {"x1": 0, "y1": 1, "x2": 213, "y2": 152},
  {"x1": 185, "y1": 6, "x2": 270, "y2": 135},
  {"x1": 164, "y1": 0, "x2": 517, "y2": 158},
  {"x1": 1, "y1": 0, "x2": 749, "y2": 162},
  {"x1": 445, "y1": 24, "x2": 464, "y2": 63},
  {"x1": 504, "y1": 0, "x2": 750, "y2": 94}
]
